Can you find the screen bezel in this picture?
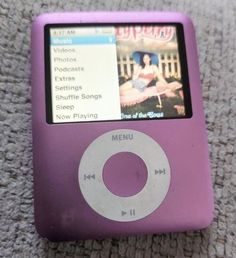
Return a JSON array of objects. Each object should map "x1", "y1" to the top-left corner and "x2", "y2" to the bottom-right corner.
[{"x1": 44, "y1": 23, "x2": 192, "y2": 124}]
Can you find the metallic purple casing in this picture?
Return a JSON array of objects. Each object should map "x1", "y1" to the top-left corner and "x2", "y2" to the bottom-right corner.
[{"x1": 31, "y1": 12, "x2": 214, "y2": 241}]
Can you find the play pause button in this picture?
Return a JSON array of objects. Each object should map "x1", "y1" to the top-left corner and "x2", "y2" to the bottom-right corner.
[
  {"x1": 121, "y1": 209, "x2": 135, "y2": 216},
  {"x1": 121, "y1": 210, "x2": 127, "y2": 216},
  {"x1": 130, "y1": 209, "x2": 135, "y2": 216}
]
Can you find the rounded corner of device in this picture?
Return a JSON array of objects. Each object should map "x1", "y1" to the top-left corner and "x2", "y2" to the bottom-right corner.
[
  {"x1": 34, "y1": 220, "x2": 47, "y2": 240},
  {"x1": 34, "y1": 219, "x2": 61, "y2": 242},
  {"x1": 199, "y1": 212, "x2": 214, "y2": 230},
  {"x1": 32, "y1": 13, "x2": 49, "y2": 29},
  {"x1": 192, "y1": 205, "x2": 214, "y2": 231},
  {"x1": 176, "y1": 12, "x2": 194, "y2": 25}
]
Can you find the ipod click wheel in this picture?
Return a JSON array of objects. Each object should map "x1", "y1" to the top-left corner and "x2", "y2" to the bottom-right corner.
[{"x1": 79, "y1": 129, "x2": 170, "y2": 222}]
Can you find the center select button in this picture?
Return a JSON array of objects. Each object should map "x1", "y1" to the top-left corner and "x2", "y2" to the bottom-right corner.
[
  {"x1": 78, "y1": 129, "x2": 171, "y2": 222},
  {"x1": 103, "y1": 152, "x2": 148, "y2": 197}
]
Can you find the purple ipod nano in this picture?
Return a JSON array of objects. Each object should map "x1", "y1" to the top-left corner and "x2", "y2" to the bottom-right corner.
[{"x1": 31, "y1": 12, "x2": 214, "y2": 241}]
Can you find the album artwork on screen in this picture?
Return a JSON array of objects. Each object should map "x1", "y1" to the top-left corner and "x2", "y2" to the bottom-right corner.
[
  {"x1": 116, "y1": 25, "x2": 190, "y2": 120},
  {"x1": 46, "y1": 24, "x2": 191, "y2": 123}
]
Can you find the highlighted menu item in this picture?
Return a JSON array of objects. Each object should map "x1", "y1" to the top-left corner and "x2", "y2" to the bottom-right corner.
[{"x1": 50, "y1": 27, "x2": 121, "y2": 123}]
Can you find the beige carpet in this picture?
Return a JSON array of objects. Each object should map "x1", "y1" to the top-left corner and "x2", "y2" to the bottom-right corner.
[{"x1": 0, "y1": 0, "x2": 236, "y2": 257}]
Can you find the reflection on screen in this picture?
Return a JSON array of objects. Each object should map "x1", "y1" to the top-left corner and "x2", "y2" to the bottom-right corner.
[{"x1": 49, "y1": 25, "x2": 186, "y2": 123}]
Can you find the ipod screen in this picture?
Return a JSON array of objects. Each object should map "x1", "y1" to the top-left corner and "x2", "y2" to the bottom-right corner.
[{"x1": 45, "y1": 24, "x2": 192, "y2": 123}]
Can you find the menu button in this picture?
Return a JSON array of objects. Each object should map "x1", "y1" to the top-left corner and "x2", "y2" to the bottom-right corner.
[{"x1": 112, "y1": 134, "x2": 134, "y2": 141}]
